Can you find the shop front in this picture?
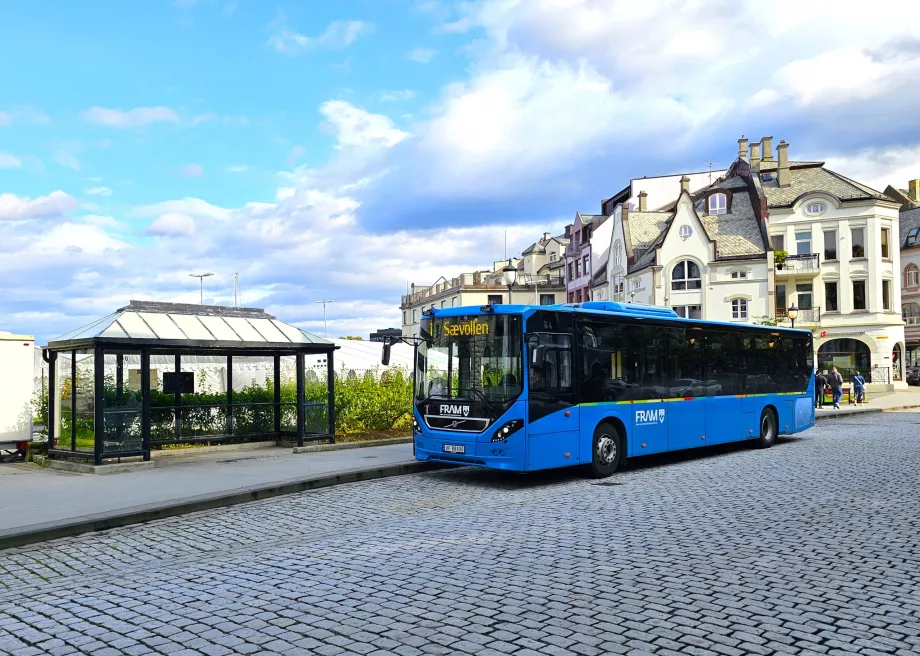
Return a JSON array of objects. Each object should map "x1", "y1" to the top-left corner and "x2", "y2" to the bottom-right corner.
[{"x1": 814, "y1": 325, "x2": 906, "y2": 387}]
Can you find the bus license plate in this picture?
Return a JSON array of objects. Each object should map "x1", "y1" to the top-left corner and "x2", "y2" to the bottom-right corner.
[{"x1": 443, "y1": 444, "x2": 465, "y2": 454}]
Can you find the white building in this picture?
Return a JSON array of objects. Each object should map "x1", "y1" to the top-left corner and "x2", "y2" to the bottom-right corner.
[
  {"x1": 401, "y1": 233, "x2": 567, "y2": 336},
  {"x1": 600, "y1": 135, "x2": 906, "y2": 387}
]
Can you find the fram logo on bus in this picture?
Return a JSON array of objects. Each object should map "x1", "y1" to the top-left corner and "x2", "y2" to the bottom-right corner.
[
  {"x1": 635, "y1": 408, "x2": 666, "y2": 425},
  {"x1": 440, "y1": 404, "x2": 471, "y2": 417}
]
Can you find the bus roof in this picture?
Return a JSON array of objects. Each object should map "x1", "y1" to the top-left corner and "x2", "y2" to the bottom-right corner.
[{"x1": 426, "y1": 301, "x2": 813, "y2": 336}]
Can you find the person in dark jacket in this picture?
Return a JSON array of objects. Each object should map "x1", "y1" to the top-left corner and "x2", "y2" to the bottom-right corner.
[
  {"x1": 814, "y1": 369, "x2": 827, "y2": 408},
  {"x1": 853, "y1": 371, "x2": 866, "y2": 405},
  {"x1": 828, "y1": 366, "x2": 844, "y2": 409}
]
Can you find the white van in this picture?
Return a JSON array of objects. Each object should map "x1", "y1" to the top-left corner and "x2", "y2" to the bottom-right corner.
[{"x1": 0, "y1": 331, "x2": 35, "y2": 459}]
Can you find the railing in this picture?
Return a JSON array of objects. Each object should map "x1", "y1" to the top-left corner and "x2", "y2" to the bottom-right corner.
[
  {"x1": 777, "y1": 253, "x2": 820, "y2": 272},
  {"x1": 776, "y1": 306, "x2": 821, "y2": 324},
  {"x1": 905, "y1": 316, "x2": 920, "y2": 325}
]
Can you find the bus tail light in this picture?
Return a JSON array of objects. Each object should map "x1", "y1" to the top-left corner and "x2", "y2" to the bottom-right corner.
[{"x1": 492, "y1": 419, "x2": 523, "y2": 442}]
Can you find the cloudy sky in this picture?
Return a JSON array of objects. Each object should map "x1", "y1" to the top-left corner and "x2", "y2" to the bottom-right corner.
[{"x1": 3, "y1": 0, "x2": 920, "y2": 342}]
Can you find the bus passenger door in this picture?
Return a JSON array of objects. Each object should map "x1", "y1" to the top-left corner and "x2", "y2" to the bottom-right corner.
[
  {"x1": 527, "y1": 333, "x2": 580, "y2": 470},
  {"x1": 666, "y1": 328, "x2": 707, "y2": 451}
]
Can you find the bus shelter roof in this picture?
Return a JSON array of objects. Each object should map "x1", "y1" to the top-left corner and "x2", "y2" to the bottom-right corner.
[{"x1": 46, "y1": 300, "x2": 335, "y2": 352}]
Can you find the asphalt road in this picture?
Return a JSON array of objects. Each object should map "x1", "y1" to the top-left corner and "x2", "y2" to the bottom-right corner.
[{"x1": 1, "y1": 412, "x2": 919, "y2": 655}]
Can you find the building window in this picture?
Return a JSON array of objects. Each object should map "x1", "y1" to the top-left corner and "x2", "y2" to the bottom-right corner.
[
  {"x1": 583, "y1": 255, "x2": 590, "y2": 276},
  {"x1": 671, "y1": 260, "x2": 702, "y2": 290},
  {"x1": 852, "y1": 228, "x2": 866, "y2": 258},
  {"x1": 583, "y1": 226, "x2": 592, "y2": 242},
  {"x1": 853, "y1": 280, "x2": 867, "y2": 310},
  {"x1": 825, "y1": 282, "x2": 838, "y2": 312},
  {"x1": 679, "y1": 225, "x2": 692, "y2": 240},
  {"x1": 568, "y1": 262, "x2": 575, "y2": 281},
  {"x1": 730, "y1": 270, "x2": 747, "y2": 279},
  {"x1": 906, "y1": 265, "x2": 920, "y2": 288},
  {"x1": 452, "y1": 296, "x2": 458, "y2": 307},
  {"x1": 823, "y1": 230, "x2": 837, "y2": 260},
  {"x1": 402, "y1": 311, "x2": 407, "y2": 325},
  {"x1": 568, "y1": 292, "x2": 574, "y2": 303},
  {"x1": 550, "y1": 252, "x2": 557, "y2": 262},
  {"x1": 614, "y1": 247, "x2": 621, "y2": 267},
  {"x1": 907, "y1": 226, "x2": 920, "y2": 247},
  {"x1": 806, "y1": 202, "x2": 827, "y2": 215},
  {"x1": 772, "y1": 234, "x2": 785, "y2": 251},
  {"x1": 708, "y1": 193, "x2": 727, "y2": 215},
  {"x1": 632, "y1": 278, "x2": 640, "y2": 290},
  {"x1": 903, "y1": 302, "x2": 920, "y2": 321},
  {"x1": 613, "y1": 277, "x2": 625, "y2": 301},
  {"x1": 488, "y1": 294, "x2": 503, "y2": 305},
  {"x1": 440, "y1": 300, "x2": 446, "y2": 308},
  {"x1": 412, "y1": 309, "x2": 418, "y2": 322},
  {"x1": 796, "y1": 283, "x2": 813, "y2": 309},
  {"x1": 795, "y1": 231, "x2": 812, "y2": 256},
  {"x1": 539, "y1": 294, "x2": 555, "y2": 306},
  {"x1": 882, "y1": 228, "x2": 891, "y2": 259},
  {"x1": 731, "y1": 298, "x2": 748, "y2": 320},
  {"x1": 673, "y1": 305, "x2": 702, "y2": 319},
  {"x1": 883, "y1": 280, "x2": 892, "y2": 311},
  {"x1": 576, "y1": 260, "x2": 582, "y2": 278},
  {"x1": 776, "y1": 284, "x2": 786, "y2": 317}
]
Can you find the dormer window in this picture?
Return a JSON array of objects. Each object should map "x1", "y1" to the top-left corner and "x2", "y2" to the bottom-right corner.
[
  {"x1": 679, "y1": 225, "x2": 692, "y2": 240},
  {"x1": 805, "y1": 202, "x2": 827, "y2": 216},
  {"x1": 708, "y1": 193, "x2": 727, "y2": 215},
  {"x1": 907, "y1": 226, "x2": 920, "y2": 246}
]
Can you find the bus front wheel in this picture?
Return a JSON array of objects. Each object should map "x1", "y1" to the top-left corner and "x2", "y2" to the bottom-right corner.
[
  {"x1": 589, "y1": 422, "x2": 624, "y2": 478},
  {"x1": 755, "y1": 408, "x2": 777, "y2": 448}
]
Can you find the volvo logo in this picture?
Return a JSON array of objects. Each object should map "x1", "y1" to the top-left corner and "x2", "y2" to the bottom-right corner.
[{"x1": 440, "y1": 404, "x2": 471, "y2": 417}]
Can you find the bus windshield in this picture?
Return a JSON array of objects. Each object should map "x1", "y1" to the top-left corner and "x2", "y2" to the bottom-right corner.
[{"x1": 416, "y1": 314, "x2": 523, "y2": 409}]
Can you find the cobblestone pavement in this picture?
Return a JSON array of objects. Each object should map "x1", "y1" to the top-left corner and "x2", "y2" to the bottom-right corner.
[{"x1": 2, "y1": 412, "x2": 919, "y2": 656}]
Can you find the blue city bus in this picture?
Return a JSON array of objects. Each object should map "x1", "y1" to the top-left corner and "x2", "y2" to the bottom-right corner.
[{"x1": 392, "y1": 302, "x2": 815, "y2": 477}]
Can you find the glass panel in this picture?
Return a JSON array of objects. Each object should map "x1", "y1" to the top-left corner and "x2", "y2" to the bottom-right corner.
[
  {"x1": 775, "y1": 285, "x2": 786, "y2": 315},
  {"x1": 824, "y1": 230, "x2": 837, "y2": 260},
  {"x1": 150, "y1": 354, "x2": 176, "y2": 442},
  {"x1": 231, "y1": 355, "x2": 275, "y2": 435},
  {"x1": 882, "y1": 229, "x2": 890, "y2": 258},
  {"x1": 102, "y1": 352, "x2": 143, "y2": 454},
  {"x1": 772, "y1": 234, "x2": 785, "y2": 251},
  {"x1": 249, "y1": 318, "x2": 290, "y2": 343},
  {"x1": 304, "y1": 356, "x2": 329, "y2": 435},
  {"x1": 117, "y1": 312, "x2": 158, "y2": 339},
  {"x1": 74, "y1": 351, "x2": 95, "y2": 452},
  {"x1": 178, "y1": 355, "x2": 229, "y2": 439},
  {"x1": 170, "y1": 314, "x2": 215, "y2": 340},
  {"x1": 883, "y1": 280, "x2": 891, "y2": 310},
  {"x1": 137, "y1": 313, "x2": 187, "y2": 340},
  {"x1": 853, "y1": 281, "x2": 867, "y2": 310},
  {"x1": 852, "y1": 228, "x2": 865, "y2": 258},
  {"x1": 825, "y1": 282, "x2": 838, "y2": 312},
  {"x1": 271, "y1": 319, "x2": 309, "y2": 344},
  {"x1": 280, "y1": 355, "x2": 297, "y2": 432},
  {"x1": 197, "y1": 316, "x2": 240, "y2": 341},
  {"x1": 224, "y1": 317, "x2": 265, "y2": 343},
  {"x1": 54, "y1": 352, "x2": 74, "y2": 450}
]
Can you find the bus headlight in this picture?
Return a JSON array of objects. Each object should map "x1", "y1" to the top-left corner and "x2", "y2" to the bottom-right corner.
[
  {"x1": 492, "y1": 419, "x2": 523, "y2": 442},
  {"x1": 412, "y1": 418, "x2": 423, "y2": 435}
]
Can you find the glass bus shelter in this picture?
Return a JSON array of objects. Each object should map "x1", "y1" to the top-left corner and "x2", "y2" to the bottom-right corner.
[{"x1": 43, "y1": 301, "x2": 337, "y2": 465}]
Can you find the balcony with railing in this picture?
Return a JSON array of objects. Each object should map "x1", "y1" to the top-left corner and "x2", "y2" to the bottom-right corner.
[
  {"x1": 775, "y1": 253, "x2": 820, "y2": 277},
  {"x1": 776, "y1": 306, "x2": 821, "y2": 326}
]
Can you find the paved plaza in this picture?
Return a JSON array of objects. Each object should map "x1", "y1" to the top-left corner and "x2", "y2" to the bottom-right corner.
[{"x1": 2, "y1": 412, "x2": 919, "y2": 656}]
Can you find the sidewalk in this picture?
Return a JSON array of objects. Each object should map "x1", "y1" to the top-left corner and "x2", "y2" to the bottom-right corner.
[
  {"x1": 0, "y1": 441, "x2": 435, "y2": 550},
  {"x1": 815, "y1": 387, "x2": 920, "y2": 419}
]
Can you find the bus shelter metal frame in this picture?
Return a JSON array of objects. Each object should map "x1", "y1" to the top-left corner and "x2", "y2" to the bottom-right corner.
[{"x1": 43, "y1": 337, "x2": 337, "y2": 465}]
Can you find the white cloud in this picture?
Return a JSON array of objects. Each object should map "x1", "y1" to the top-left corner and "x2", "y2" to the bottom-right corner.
[
  {"x1": 52, "y1": 151, "x2": 81, "y2": 171},
  {"x1": 226, "y1": 165, "x2": 249, "y2": 173},
  {"x1": 822, "y1": 144, "x2": 920, "y2": 195},
  {"x1": 132, "y1": 198, "x2": 231, "y2": 221},
  {"x1": 407, "y1": 48, "x2": 436, "y2": 63},
  {"x1": 82, "y1": 214, "x2": 124, "y2": 229},
  {"x1": 0, "y1": 191, "x2": 78, "y2": 221},
  {"x1": 379, "y1": 90, "x2": 416, "y2": 102},
  {"x1": 147, "y1": 213, "x2": 197, "y2": 236},
  {"x1": 286, "y1": 145, "x2": 306, "y2": 165},
  {"x1": 83, "y1": 106, "x2": 180, "y2": 128},
  {"x1": 178, "y1": 163, "x2": 204, "y2": 177},
  {"x1": 86, "y1": 186, "x2": 114, "y2": 197},
  {"x1": 268, "y1": 21, "x2": 374, "y2": 54},
  {"x1": 0, "y1": 107, "x2": 49, "y2": 126},
  {"x1": 320, "y1": 101, "x2": 409, "y2": 149},
  {"x1": 0, "y1": 153, "x2": 21, "y2": 168}
]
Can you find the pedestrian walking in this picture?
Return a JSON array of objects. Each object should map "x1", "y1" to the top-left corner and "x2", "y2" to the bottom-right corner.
[
  {"x1": 853, "y1": 370, "x2": 866, "y2": 405},
  {"x1": 814, "y1": 369, "x2": 827, "y2": 408},
  {"x1": 828, "y1": 366, "x2": 844, "y2": 409}
]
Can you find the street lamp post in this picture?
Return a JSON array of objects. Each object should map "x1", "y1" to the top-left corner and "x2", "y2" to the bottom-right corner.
[
  {"x1": 788, "y1": 304, "x2": 798, "y2": 329},
  {"x1": 501, "y1": 260, "x2": 517, "y2": 305},
  {"x1": 189, "y1": 272, "x2": 214, "y2": 305},
  {"x1": 315, "y1": 300, "x2": 334, "y2": 337}
]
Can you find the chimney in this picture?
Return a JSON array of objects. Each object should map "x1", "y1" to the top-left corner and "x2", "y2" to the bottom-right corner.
[
  {"x1": 638, "y1": 190, "x2": 648, "y2": 211},
  {"x1": 749, "y1": 142, "x2": 761, "y2": 170},
  {"x1": 680, "y1": 176, "x2": 690, "y2": 194},
  {"x1": 777, "y1": 140, "x2": 791, "y2": 188},
  {"x1": 761, "y1": 136, "x2": 774, "y2": 162},
  {"x1": 910, "y1": 179, "x2": 920, "y2": 203},
  {"x1": 543, "y1": 231, "x2": 550, "y2": 242},
  {"x1": 738, "y1": 136, "x2": 748, "y2": 161}
]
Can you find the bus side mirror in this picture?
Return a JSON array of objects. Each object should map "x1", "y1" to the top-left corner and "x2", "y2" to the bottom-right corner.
[
  {"x1": 381, "y1": 339, "x2": 392, "y2": 366},
  {"x1": 532, "y1": 344, "x2": 544, "y2": 365}
]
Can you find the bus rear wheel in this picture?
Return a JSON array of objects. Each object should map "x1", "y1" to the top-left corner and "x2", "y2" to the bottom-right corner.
[
  {"x1": 589, "y1": 422, "x2": 624, "y2": 478},
  {"x1": 754, "y1": 408, "x2": 777, "y2": 449}
]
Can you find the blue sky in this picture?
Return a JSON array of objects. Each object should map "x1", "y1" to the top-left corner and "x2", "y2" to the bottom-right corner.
[{"x1": 3, "y1": 0, "x2": 920, "y2": 342}]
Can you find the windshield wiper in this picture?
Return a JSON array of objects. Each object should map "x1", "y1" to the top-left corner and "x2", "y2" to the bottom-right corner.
[{"x1": 455, "y1": 387, "x2": 497, "y2": 417}]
